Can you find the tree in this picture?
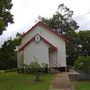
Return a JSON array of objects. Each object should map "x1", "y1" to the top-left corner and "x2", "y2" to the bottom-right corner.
[
  {"x1": 66, "y1": 31, "x2": 82, "y2": 65},
  {"x1": 66, "y1": 30, "x2": 90, "y2": 65},
  {"x1": 0, "y1": 0, "x2": 14, "y2": 35},
  {"x1": 78, "y1": 30, "x2": 90, "y2": 56},
  {"x1": 0, "y1": 33, "x2": 21, "y2": 70},
  {"x1": 38, "y1": 4, "x2": 79, "y2": 35}
]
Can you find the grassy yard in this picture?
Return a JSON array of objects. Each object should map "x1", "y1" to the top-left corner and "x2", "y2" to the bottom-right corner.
[
  {"x1": 0, "y1": 72, "x2": 53, "y2": 90},
  {"x1": 72, "y1": 81, "x2": 90, "y2": 90}
]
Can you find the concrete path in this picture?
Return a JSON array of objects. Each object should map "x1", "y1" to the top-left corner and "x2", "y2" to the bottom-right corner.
[
  {"x1": 67, "y1": 69, "x2": 80, "y2": 75},
  {"x1": 50, "y1": 72, "x2": 73, "y2": 90}
]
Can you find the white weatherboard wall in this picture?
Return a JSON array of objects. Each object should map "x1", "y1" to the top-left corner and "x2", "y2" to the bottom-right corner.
[
  {"x1": 37, "y1": 26, "x2": 66, "y2": 67},
  {"x1": 21, "y1": 25, "x2": 66, "y2": 67},
  {"x1": 24, "y1": 40, "x2": 49, "y2": 66},
  {"x1": 17, "y1": 51, "x2": 24, "y2": 68}
]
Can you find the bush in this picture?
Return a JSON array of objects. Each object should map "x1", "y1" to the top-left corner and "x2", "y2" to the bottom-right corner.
[
  {"x1": 19, "y1": 61, "x2": 49, "y2": 81},
  {"x1": 29, "y1": 61, "x2": 41, "y2": 81},
  {"x1": 74, "y1": 56, "x2": 90, "y2": 74},
  {"x1": 42, "y1": 63, "x2": 48, "y2": 73}
]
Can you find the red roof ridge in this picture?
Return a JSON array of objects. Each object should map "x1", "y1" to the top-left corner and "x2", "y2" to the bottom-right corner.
[{"x1": 21, "y1": 22, "x2": 69, "y2": 43}]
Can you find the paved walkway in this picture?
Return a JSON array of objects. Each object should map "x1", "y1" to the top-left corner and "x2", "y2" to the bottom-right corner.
[{"x1": 50, "y1": 72, "x2": 74, "y2": 90}]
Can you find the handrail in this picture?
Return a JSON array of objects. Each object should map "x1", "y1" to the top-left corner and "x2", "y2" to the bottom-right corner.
[
  {"x1": 49, "y1": 58, "x2": 60, "y2": 67},
  {"x1": 49, "y1": 60, "x2": 58, "y2": 67}
]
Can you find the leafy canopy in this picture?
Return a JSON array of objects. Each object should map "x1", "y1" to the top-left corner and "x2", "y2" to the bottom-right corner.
[
  {"x1": 38, "y1": 4, "x2": 79, "y2": 35},
  {"x1": 0, "y1": 33, "x2": 21, "y2": 70},
  {"x1": 0, "y1": 0, "x2": 14, "y2": 35}
]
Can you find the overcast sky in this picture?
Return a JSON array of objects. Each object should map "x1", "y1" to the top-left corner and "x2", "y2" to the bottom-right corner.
[{"x1": 0, "y1": 0, "x2": 90, "y2": 46}]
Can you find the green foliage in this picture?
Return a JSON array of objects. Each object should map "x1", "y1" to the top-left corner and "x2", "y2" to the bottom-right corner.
[
  {"x1": 66, "y1": 31, "x2": 80, "y2": 65},
  {"x1": 66, "y1": 30, "x2": 90, "y2": 65},
  {"x1": 42, "y1": 63, "x2": 48, "y2": 68},
  {"x1": 78, "y1": 30, "x2": 90, "y2": 56},
  {"x1": 21, "y1": 61, "x2": 42, "y2": 81},
  {"x1": 0, "y1": 33, "x2": 22, "y2": 70},
  {"x1": 29, "y1": 61, "x2": 41, "y2": 72},
  {"x1": 74, "y1": 56, "x2": 90, "y2": 74},
  {"x1": 39, "y1": 4, "x2": 79, "y2": 35},
  {"x1": 0, "y1": 0, "x2": 14, "y2": 35},
  {"x1": 29, "y1": 61, "x2": 41, "y2": 81},
  {"x1": 21, "y1": 62, "x2": 49, "y2": 81},
  {"x1": 42, "y1": 63, "x2": 48, "y2": 73}
]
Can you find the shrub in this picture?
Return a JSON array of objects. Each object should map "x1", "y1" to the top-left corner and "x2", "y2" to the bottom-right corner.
[
  {"x1": 29, "y1": 61, "x2": 41, "y2": 81},
  {"x1": 42, "y1": 63, "x2": 48, "y2": 73},
  {"x1": 29, "y1": 61, "x2": 41, "y2": 73},
  {"x1": 21, "y1": 61, "x2": 41, "y2": 81},
  {"x1": 74, "y1": 56, "x2": 90, "y2": 74}
]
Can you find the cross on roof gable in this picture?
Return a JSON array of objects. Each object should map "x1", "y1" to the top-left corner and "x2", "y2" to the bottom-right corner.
[
  {"x1": 19, "y1": 34, "x2": 57, "y2": 52},
  {"x1": 22, "y1": 22, "x2": 68, "y2": 43}
]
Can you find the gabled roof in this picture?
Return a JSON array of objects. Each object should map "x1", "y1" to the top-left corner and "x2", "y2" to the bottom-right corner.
[
  {"x1": 22, "y1": 22, "x2": 69, "y2": 43},
  {"x1": 19, "y1": 34, "x2": 57, "y2": 52}
]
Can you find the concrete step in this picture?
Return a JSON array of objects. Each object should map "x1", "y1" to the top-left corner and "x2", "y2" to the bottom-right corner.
[{"x1": 50, "y1": 68, "x2": 60, "y2": 73}]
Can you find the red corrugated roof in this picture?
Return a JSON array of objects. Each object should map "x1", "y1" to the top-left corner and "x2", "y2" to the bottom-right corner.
[{"x1": 22, "y1": 22, "x2": 69, "y2": 43}]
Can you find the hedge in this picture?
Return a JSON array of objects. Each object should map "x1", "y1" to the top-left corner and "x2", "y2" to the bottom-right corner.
[{"x1": 74, "y1": 56, "x2": 90, "y2": 74}]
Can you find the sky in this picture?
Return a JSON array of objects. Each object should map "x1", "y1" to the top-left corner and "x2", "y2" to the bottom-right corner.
[{"x1": 0, "y1": 0, "x2": 90, "y2": 46}]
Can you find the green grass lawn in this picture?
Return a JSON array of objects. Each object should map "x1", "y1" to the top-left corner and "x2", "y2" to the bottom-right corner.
[
  {"x1": 73, "y1": 81, "x2": 90, "y2": 90},
  {"x1": 0, "y1": 72, "x2": 53, "y2": 90}
]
